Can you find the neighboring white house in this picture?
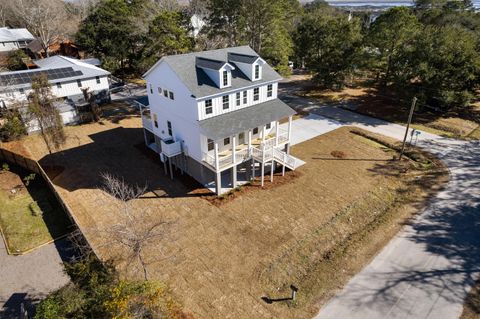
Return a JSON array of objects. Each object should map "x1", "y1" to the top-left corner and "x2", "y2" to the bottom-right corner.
[
  {"x1": 0, "y1": 55, "x2": 111, "y2": 131},
  {"x1": 0, "y1": 27, "x2": 35, "y2": 53},
  {"x1": 141, "y1": 46, "x2": 304, "y2": 195}
]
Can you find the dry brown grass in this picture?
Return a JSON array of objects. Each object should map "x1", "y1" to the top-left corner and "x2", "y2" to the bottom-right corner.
[
  {"x1": 2, "y1": 116, "x2": 448, "y2": 319},
  {"x1": 461, "y1": 281, "x2": 480, "y2": 319}
]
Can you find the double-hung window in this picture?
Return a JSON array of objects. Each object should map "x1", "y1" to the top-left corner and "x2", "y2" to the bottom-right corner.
[
  {"x1": 253, "y1": 88, "x2": 259, "y2": 101},
  {"x1": 236, "y1": 92, "x2": 241, "y2": 106},
  {"x1": 253, "y1": 127, "x2": 259, "y2": 135},
  {"x1": 222, "y1": 95, "x2": 229, "y2": 110},
  {"x1": 267, "y1": 84, "x2": 273, "y2": 97},
  {"x1": 224, "y1": 137, "x2": 230, "y2": 146},
  {"x1": 205, "y1": 99, "x2": 213, "y2": 115},
  {"x1": 266, "y1": 123, "x2": 271, "y2": 129},
  {"x1": 96, "y1": 76, "x2": 101, "y2": 84},
  {"x1": 255, "y1": 65, "x2": 260, "y2": 79},
  {"x1": 167, "y1": 121, "x2": 172, "y2": 136},
  {"x1": 77, "y1": 80, "x2": 82, "y2": 87},
  {"x1": 223, "y1": 70, "x2": 228, "y2": 86},
  {"x1": 169, "y1": 91, "x2": 174, "y2": 100},
  {"x1": 163, "y1": 89, "x2": 169, "y2": 98},
  {"x1": 207, "y1": 139, "x2": 214, "y2": 151},
  {"x1": 243, "y1": 91, "x2": 247, "y2": 104}
]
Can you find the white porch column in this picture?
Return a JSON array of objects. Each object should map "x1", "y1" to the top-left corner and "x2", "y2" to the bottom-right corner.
[
  {"x1": 262, "y1": 125, "x2": 266, "y2": 143},
  {"x1": 232, "y1": 166, "x2": 237, "y2": 188},
  {"x1": 252, "y1": 158, "x2": 256, "y2": 180},
  {"x1": 214, "y1": 141, "x2": 219, "y2": 170},
  {"x1": 261, "y1": 144, "x2": 265, "y2": 187},
  {"x1": 216, "y1": 171, "x2": 221, "y2": 195},
  {"x1": 275, "y1": 120, "x2": 279, "y2": 146},
  {"x1": 248, "y1": 130, "x2": 252, "y2": 156},
  {"x1": 270, "y1": 159, "x2": 274, "y2": 182},
  {"x1": 232, "y1": 135, "x2": 236, "y2": 164},
  {"x1": 288, "y1": 115, "x2": 293, "y2": 143}
]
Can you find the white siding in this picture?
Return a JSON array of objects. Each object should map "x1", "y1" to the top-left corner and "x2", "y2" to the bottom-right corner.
[
  {"x1": 197, "y1": 82, "x2": 278, "y2": 121},
  {"x1": 0, "y1": 42, "x2": 20, "y2": 52},
  {"x1": 145, "y1": 62, "x2": 204, "y2": 162}
]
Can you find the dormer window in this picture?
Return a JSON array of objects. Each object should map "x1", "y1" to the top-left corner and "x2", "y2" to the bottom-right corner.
[
  {"x1": 223, "y1": 71, "x2": 228, "y2": 86},
  {"x1": 255, "y1": 65, "x2": 260, "y2": 79}
]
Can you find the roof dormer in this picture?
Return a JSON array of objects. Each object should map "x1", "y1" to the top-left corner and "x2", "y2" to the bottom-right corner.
[
  {"x1": 228, "y1": 52, "x2": 266, "y2": 81},
  {"x1": 196, "y1": 57, "x2": 235, "y2": 89}
]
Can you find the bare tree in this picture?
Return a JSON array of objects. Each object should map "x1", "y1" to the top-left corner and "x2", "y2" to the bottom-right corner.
[
  {"x1": 27, "y1": 74, "x2": 66, "y2": 154},
  {"x1": 8, "y1": 0, "x2": 74, "y2": 57},
  {"x1": 81, "y1": 88, "x2": 100, "y2": 122},
  {"x1": 92, "y1": 173, "x2": 174, "y2": 280}
]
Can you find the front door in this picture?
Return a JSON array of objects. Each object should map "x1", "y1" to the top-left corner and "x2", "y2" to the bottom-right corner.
[{"x1": 238, "y1": 132, "x2": 245, "y2": 145}]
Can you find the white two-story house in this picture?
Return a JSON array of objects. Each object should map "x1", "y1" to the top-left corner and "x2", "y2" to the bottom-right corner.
[
  {"x1": 0, "y1": 55, "x2": 110, "y2": 131},
  {"x1": 142, "y1": 46, "x2": 304, "y2": 195},
  {"x1": 0, "y1": 27, "x2": 35, "y2": 53}
]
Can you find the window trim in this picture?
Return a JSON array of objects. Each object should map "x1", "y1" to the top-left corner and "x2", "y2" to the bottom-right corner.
[
  {"x1": 236, "y1": 92, "x2": 241, "y2": 106},
  {"x1": 222, "y1": 95, "x2": 229, "y2": 110},
  {"x1": 205, "y1": 99, "x2": 213, "y2": 115},
  {"x1": 254, "y1": 64, "x2": 260, "y2": 79},
  {"x1": 253, "y1": 87, "x2": 259, "y2": 101},
  {"x1": 267, "y1": 84, "x2": 273, "y2": 97},
  {"x1": 207, "y1": 139, "x2": 214, "y2": 151},
  {"x1": 222, "y1": 70, "x2": 228, "y2": 86},
  {"x1": 167, "y1": 120, "x2": 172, "y2": 136},
  {"x1": 243, "y1": 91, "x2": 247, "y2": 104}
]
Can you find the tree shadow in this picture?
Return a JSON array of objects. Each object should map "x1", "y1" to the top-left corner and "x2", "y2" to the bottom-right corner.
[
  {"x1": 38, "y1": 127, "x2": 211, "y2": 199},
  {"x1": 0, "y1": 293, "x2": 38, "y2": 319}
]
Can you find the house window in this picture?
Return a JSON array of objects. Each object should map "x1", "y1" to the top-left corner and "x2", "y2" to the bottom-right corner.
[
  {"x1": 238, "y1": 132, "x2": 245, "y2": 144},
  {"x1": 243, "y1": 91, "x2": 247, "y2": 104},
  {"x1": 56, "y1": 83, "x2": 62, "y2": 89},
  {"x1": 207, "y1": 139, "x2": 214, "y2": 151},
  {"x1": 167, "y1": 121, "x2": 172, "y2": 136},
  {"x1": 222, "y1": 95, "x2": 229, "y2": 110},
  {"x1": 157, "y1": 87, "x2": 162, "y2": 95},
  {"x1": 205, "y1": 99, "x2": 213, "y2": 114},
  {"x1": 77, "y1": 80, "x2": 82, "y2": 87},
  {"x1": 153, "y1": 114, "x2": 158, "y2": 128},
  {"x1": 267, "y1": 84, "x2": 273, "y2": 97},
  {"x1": 169, "y1": 91, "x2": 174, "y2": 100},
  {"x1": 96, "y1": 76, "x2": 101, "y2": 84},
  {"x1": 236, "y1": 92, "x2": 241, "y2": 106},
  {"x1": 224, "y1": 137, "x2": 230, "y2": 146},
  {"x1": 253, "y1": 88, "x2": 259, "y2": 101},
  {"x1": 163, "y1": 89, "x2": 168, "y2": 98},
  {"x1": 266, "y1": 123, "x2": 271, "y2": 129},
  {"x1": 19, "y1": 88, "x2": 24, "y2": 94},
  {"x1": 223, "y1": 70, "x2": 228, "y2": 86},
  {"x1": 149, "y1": 84, "x2": 153, "y2": 94},
  {"x1": 255, "y1": 65, "x2": 260, "y2": 79},
  {"x1": 253, "y1": 127, "x2": 259, "y2": 135}
]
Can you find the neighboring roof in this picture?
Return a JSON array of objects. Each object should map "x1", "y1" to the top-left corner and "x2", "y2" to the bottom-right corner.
[
  {"x1": 82, "y1": 58, "x2": 101, "y2": 66},
  {"x1": 144, "y1": 46, "x2": 282, "y2": 99},
  {"x1": 0, "y1": 27, "x2": 34, "y2": 42},
  {"x1": 198, "y1": 99, "x2": 296, "y2": 140},
  {"x1": 0, "y1": 55, "x2": 110, "y2": 90},
  {"x1": 227, "y1": 52, "x2": 260, "y2": 64}
]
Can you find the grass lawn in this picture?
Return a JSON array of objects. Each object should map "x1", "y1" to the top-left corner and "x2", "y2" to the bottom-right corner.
[
  {"x1": 461, "y1": 281, "x2": 480, "y2": 319},
  {"x1": 0, "y1": 165, "x2": 72, "y2": 253},
  {"x1": 3, "y1": 112, "x2": 448, "y2": 318}
]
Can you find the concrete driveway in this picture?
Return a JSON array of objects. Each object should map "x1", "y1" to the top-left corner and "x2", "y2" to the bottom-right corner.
[
  {"x1": 278, "y1": 91, "x2": 480, "y2": 319},
  {"x1": 0, "y1": 239, "x2": 71, "y2": 318}
]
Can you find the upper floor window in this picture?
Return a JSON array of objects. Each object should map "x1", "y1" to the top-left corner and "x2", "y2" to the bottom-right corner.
[
  {"x1": 163, "y1": 89, "x2": 168, "y2": 98},
  {"x1": 223, "y1": 70, "x2": 228, "y2": 86},
  {"x1": 19, "y1": 88, "x2": 24, "y2": 94},
  {"x1": 157, "y1": 87, "x2": 162, "y2": 95},
  {"x1": 167, "y1": 121, "x2": 172, "y2": 136},
  {"x1": 222, "y1": 95, "x2": 229, "y2": 110},
  {"x1": 207, "y1": 139, "x2": 214, "y2": 151},
  {"x1": 254, "y1": 65, "x2": 260, "y2": 79},
  {"x1": 266, "y1": 123, "x2": 271, "y2": 129},
  {"x1": 169, "y1": 91, "x2": 174, "y2": 100},
  {"x1": 153, "y1": 114, "x2": 158, "y2": 128},
  {"x1": 253, "y1": 88, "x2": 259, "y2": 101},
  {"x1": 253, "y1": 127, "x2": 259, "y2": 135},
  {"x1": 243, "y1": 91, "x2": 247, "y2": 104},
  {"x1": 236, "y1": 92, "x2": 241, "y2": 106},
  {"x1": 205, "y1": 99, "x2": 213, "y2": 114},
  {"x1": 96, "y1": 76, "x2": 101, "y2": 84},
  {"x1": 77, "y1": 80, "x2": 82, "y2": 87},
  {"x1": 267, "y1": 84, "x2": 273, "y2": 97}
]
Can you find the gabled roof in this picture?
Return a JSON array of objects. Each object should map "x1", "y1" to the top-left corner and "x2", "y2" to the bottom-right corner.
[
  {"x1": 227, "y1": 52, "x2": 263, "y2": 64},
  {"x1": 143, "y1": 46, "x2": 282, "y2": 99},
  {"x1": 0, "y1": 55, "x2": 110, "y2": 90},
  {"x1": 196, "y1": 57, "x2": 232, "y2": 71},
  {"x1": 0, "y1": 27, "x2": 34, "y2": 42},
  {"x1": 199, "y1": 99, "x2": 296, "y2": 140}
]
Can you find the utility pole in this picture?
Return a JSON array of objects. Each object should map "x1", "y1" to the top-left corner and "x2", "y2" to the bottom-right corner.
[{"x1": 399, "y1": 96, "x2": 417, "y2": 161}]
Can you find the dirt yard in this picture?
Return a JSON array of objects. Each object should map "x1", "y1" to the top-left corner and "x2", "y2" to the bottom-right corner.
[{"x1": 2, "y1": 111, "x2": 448, "y2": 318}]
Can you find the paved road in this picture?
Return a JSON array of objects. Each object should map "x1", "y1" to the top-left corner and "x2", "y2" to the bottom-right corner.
[
  {"x1": 0, "y1": 239, "x2": 71, "y2": 318},
  {"x1": 279, "y1": 92, "x2": 480, "y2": 319}
]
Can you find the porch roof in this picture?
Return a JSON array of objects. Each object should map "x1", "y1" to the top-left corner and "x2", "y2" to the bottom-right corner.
[{"x1": 198, "y1": 99, "x2": 296, "y2": 140}]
